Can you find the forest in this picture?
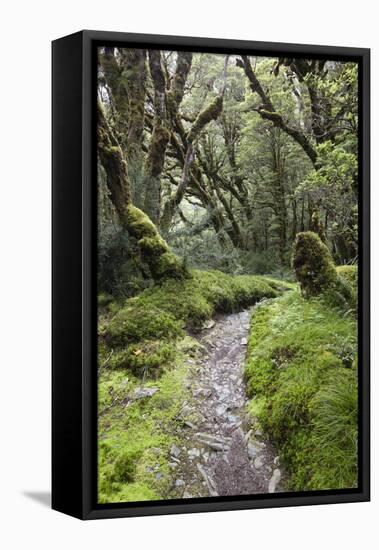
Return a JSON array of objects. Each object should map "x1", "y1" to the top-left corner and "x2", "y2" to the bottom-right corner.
[{"x1": 97, "y1": 47, "x2": 358, "y2": 503}]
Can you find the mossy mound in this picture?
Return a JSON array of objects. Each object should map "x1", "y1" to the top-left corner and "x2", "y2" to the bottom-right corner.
[
  {"x1": 336, "y1": 265, "x2": 358, "y2": 287},
  {"x1": 293, "y1": 231, "x2": 337, "y2": 297},
  {"x1": 99, "y1": 269, "x2": 291, "y2": 379},
  {"x1": 244, "y1": 290, "x2": 358, "y2": 491},
  {"x1": 102, "y1": 304, "x2": 182, "y2": 348},
  {"x1": 106, "y1": 340, "x2": 177, "y2": 379}
]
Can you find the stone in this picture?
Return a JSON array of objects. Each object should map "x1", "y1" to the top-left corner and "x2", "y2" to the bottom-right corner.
[
  {"x1": 168, "y1": 462, "x2": 178, "y2": 469},
  {"x1": 184, "y1": 420, "x2": 196, "y2": 429},
  {"x1": 216, "y1": 405, "x2": 227, "y2": 416},
  {"x1": 254, "y1": 456, "x2": 264, "y2": 469},
  {"x1": 247, "y1": 442, "x2": 260, "y2": 459},
  {"x1": 268, "y1": 469, "x2": 281, "y2": 493},
  {"x1": 170, "y1": 444, "x2": 181, "y2": 458},
  {"x1": 193, "y1": 388, "x2": 212, "y2": 398},
  {"x1": 134, "y1": 387, "x2": 159, "y2": 399},
  {"x1": 202, "y1": 319, "x2": 216, "y2": 330},
  {"x1": 188, "y1": 448, "x2": 201, "y2": 458},
  {"x1": 183, "y1": 491, "x2": 193, "y2": 498},
  {"x1": 196, "y1": 464, "x2": 218, "y2": 497},
  {"x1": 274, "y1": 456, "x2": 280, "y2": 466},
  {"x1": 244, "y1": 430, "x2": 253, "y2": 442},
  {"x1": 155, "y1": 472, "x2": 162, "y2": 480},
  {"x1": 175, "y1": 479, "x2": 185, "y2": 487},
  {"x1": 240, "y1": 337, "x2": 248, "y2": 345}
]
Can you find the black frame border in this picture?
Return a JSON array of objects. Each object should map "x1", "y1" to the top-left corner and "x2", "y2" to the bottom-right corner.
[{"x1": 52, "y1": 30, "x2": 370, "y2": 520}]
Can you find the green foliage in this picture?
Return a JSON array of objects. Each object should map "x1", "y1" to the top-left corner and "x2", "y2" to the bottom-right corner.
[
  {"x1": 245, "y1": 290, "x2": 358, "y2": 490},
  {"x1": 293, "y1": 231, "x2": 337, "y2": 296},
  {"x1": 337, "y1": 265, "x2": 358, "y2": 287}
]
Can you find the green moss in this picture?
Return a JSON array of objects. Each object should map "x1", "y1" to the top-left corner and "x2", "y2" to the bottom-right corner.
[
  {"x1": 124, "y1": 204, "x2": 188, "y2": 281},
  {"x1": 245, "y1": 289, "x2": 357, "y2": 491},
  {"x1": 98, "y1": 348, "x2": 192, "y2": 503},
  {"x1": 100, "y1": 269, "x2": 288, "y2": 374},
  {"x1": 187, "y1": 96, "x2": 223, "y2": 142},
  {"x1": 98, "y1": 292, "x2": 114, "y2": 310},
  {"x1": 293, "y1": 231, "x2": 337, "y2": 297},
  {"x1": 336, "y1": 265, "x2": 358, "y2": 287},
  {"x1": 125, "y1": 204, "x2": 160, "y2": 240},
  {"x1": 131, "y1": 269, "x2": 285, "y2": 332},
  {"x1": 107, "y1": 340, "x2": 177, "y2": 379},
  {"x1": 103, "y1": 304, "x2": 182, "y2": 348},
  {"x1": 150, "y1": 251, "x2": 188, "y2": 280}
]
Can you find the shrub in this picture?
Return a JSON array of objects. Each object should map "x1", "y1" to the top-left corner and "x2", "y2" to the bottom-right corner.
[{"x1": 293, "y1": 231, "x2": 337, "y2": 297}]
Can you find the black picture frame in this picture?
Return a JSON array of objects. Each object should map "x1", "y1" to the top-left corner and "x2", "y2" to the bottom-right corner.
[{"x1": 52, "y1": 30, "x2": 370, "y2": 520}]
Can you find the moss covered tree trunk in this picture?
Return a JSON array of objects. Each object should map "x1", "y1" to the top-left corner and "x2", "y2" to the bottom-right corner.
[
  {"x1": 100, "y1": 47, "x2": 147, "y2": 207},
  {"x1": 143, "y1": 51, "x2": 193, "y2": 225},
  {"x1": 160, "y1": 95, "x2": 223, "y2": 231},
  {"x1": 100, "y1": 48, "x2": 129, "y2": 142},
  {"x1": 97, "y1": 102, "x2": 188, "y2": 281}
]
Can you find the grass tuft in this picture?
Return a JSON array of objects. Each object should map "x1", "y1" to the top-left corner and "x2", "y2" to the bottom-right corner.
[{"x1": 245, "y1": 288, "x2": 358, "y2": 491}]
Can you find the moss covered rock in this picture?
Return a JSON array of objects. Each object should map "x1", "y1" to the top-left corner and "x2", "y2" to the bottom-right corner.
[{"x1": 293, "y1": 231, "x2": 337, "y2": 297}]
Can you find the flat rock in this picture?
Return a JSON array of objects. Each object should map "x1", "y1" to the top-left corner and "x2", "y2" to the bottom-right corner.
[
  {"x1": 134, "y1": 387, "x2": 159, "y2": 399},
  {"x1": 254, "y1": 456, "x2": 264, "y2": 469},
  {"x1": 247, "y1": 443, "x2": 260, "y2": 459},
  {"x1": 202, "y1": 319, "x2": 216, "y2": 330},
  {"x1": 188, "y1": 448, "x2": 201, "y2": 458},
  {"x1": 170, "y1": 444, "x2": 181, "y2": 458},
  {"x1": 268, "y1": 469, "x2": 281, "y2": 493}
]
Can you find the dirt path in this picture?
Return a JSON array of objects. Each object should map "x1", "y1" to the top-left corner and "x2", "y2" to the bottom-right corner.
[{"x1": 168, "y1": 305, "x2": 283, "y2": 499}]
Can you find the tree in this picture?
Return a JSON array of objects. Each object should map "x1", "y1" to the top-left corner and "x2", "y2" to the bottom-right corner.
[{"x1": 97, "y1": 102, "x2": 187, "y2": 281}]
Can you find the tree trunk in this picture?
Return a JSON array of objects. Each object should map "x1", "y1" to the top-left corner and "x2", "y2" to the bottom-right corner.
[
  {"x1": 144, "y1": 51, "x2": 193, "y2": 225},
  {"x1": 160, "y1": 95, "x2": 223, "y2": 231},
  {"x1": 97, "y1": 102, "x2": 188, "y2": 281}
]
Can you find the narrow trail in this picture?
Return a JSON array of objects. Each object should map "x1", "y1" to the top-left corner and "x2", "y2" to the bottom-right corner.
[{"x1": 168, "y1": 305, "x2": 283, "y2": 499}]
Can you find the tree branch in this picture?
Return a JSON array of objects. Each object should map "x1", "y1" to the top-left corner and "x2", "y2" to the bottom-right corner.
[{"x1": 236, "y1": 56, "x2": 317, "y2": 165}]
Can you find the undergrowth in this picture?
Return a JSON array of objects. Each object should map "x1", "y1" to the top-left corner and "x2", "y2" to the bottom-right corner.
[{"x1": 245, "y1": 283, "x2": 358, "y2": 491}]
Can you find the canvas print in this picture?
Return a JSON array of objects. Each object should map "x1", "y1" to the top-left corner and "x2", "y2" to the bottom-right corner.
[{"x1": 97, "y1": 47, "x2": 359, "y2": 504}]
